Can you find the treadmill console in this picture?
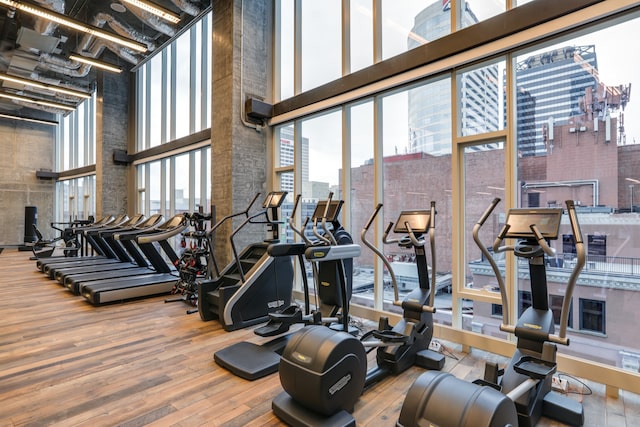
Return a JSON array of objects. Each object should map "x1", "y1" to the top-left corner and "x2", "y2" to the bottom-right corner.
[
  {"x1": 394, "y1": 210, "x2": 431, "y2": 234},
  {"x1": 504, "y1": 208, "x2": 562, "y2": 240}
]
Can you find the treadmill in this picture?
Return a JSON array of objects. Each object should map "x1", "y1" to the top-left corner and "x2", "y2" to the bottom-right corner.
[
  {"x1": 60, "y1": 215, "x2": 167, "y2": 294},
  {"x1": 39, "y1": 215, "x2": 129, "y2": 278},
  {"x1": 79, "y1": 214, "x2": 188, "y2": 305}
]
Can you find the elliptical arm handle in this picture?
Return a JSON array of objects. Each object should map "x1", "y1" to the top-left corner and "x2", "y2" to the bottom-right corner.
[
  {"x1": 361, "y1": 203, "x2": 400, "y2": 304},
  {"x1": 429, "y1": 201, "x2": 437, "y2": 309},
  {"x1": 529, "y1": 224, "x2": 556, "y2": 257},
  {"x1": 288, "y1": 194, "x2": 313, "y2": 246},
  {"x1": 472, "y1": 198, "x2": 510, "y2": 327},
  {"x1": 382, "y1": 222, "x2": 399, "y2": 245},
  {"x1": 556, "y1": 200, "x2": 585, "y2": 341}
]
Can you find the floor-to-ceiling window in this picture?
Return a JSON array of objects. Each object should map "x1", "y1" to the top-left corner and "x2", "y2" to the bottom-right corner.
[
  {"x1": 134, "y1": 12, "x2": 212, "y2": 220},
  {"x1": 272, "y1": 0, "x2": 640, "y2": 394},
  {"x1": 55, "y1": 94, "x2": 97, "y2": 222}
]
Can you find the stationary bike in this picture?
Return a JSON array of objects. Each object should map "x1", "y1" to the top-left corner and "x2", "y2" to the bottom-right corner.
[
  {"x1": 272, "y1": 202, "x2": 444, "y2": 427},
  {"x1": 397, "y1": 199, "x2": 585, "y2": 427}
]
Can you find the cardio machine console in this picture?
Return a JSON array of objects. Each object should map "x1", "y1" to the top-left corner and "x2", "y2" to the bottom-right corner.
[
  {"x1": 504, "y1": 208, "x2": 563, "y2": 240},
  {"x1": 393, "y1": 210, "x2": 431, "y2": 234},
  {"x1": 312, "y1": 200, "x2": 344, "y2": 222},
  {"x1": 262, "y1": 191, "x2": 287, "y2": 209}
]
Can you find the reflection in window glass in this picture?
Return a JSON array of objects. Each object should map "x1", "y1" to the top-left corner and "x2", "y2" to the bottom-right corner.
[
  {"x1": 513, "y1": 18, "x2": 640, "y2": 368},
  {"x1": 409, "y1": 77, "x2": 452, "y2": 155},
  {"x1": 350, "y1": 0, "x2": 373, "y2": 72},
  {"x1": 381, "y1": 0, "x2": 440, "y2": 60},
  {"x1": 301, "y1": 1, "x2": 342, "y2": 91},
  {"x1": 149, "y1": 161, "x2": 162, "y2": 214},
  {"x1": 460, "y1": 0, "x2": 505, "y2": 29},
  {"x1": 457, "y1": 60, "x2": 503, "y2": 137}
]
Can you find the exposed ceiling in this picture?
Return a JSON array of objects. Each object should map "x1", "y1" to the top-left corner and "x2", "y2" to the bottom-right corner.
[{"x1": 0, "y1": 0, "x2": 211, "y2": 123}]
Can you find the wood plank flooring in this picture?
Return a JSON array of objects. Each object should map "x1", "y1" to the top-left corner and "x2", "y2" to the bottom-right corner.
[{"x1": 0, "y1": 248, "x2": 638, "y2": 426}]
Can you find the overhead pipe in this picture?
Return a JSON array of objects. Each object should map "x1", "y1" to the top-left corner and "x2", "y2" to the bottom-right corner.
[
  {"x1": 124, "y1": 7, "x2": 176, "y2": 37},
  {"x1": 170, "y1": 0, "x2": 201, "y2": 16},
  {"x1": 32, "y1": 0, "x2": 64, "y2": 35}
]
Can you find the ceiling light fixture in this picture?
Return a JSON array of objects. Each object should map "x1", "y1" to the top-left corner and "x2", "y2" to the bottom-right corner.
[
  {"x1": 0, "y1": 0, "x2": 147, "y2": 53},
  {"x1": 0, "y1": 72, "x2": 91, "y2": 99},
  {"x1": 120, "y1": 0, "x2": 181, "y2": 24},
  {"x1": 69, "y1": 54, "x2": 123, "y2": 73},
  {"x1": 0, "y1": 91, "x2": 76, "y2": 111},
  {"x1": 0, "y1": 112, "x2": 58, "y2": 126}
]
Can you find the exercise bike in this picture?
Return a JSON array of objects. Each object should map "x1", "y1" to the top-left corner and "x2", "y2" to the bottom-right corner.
[
  {"x1": 397, "y1": 199, "x2": 585, "y2": 427},
  {"x1": 272, "y1": 202, "x2": 444, "y2": 427},
  {"x1": 29, "y1": 219, "x2": 87, "y2": 259}
]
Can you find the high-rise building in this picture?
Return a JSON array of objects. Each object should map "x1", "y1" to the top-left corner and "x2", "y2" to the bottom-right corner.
[
  {"x1": 513, "y1": 45, "x2": 599, "y2": 157},
  {"x1": 407, "y1": 1, "x2": 499, "y2": 155},
  {"x1": 278, "y1": 127, "x2": 309, "y2": 194}
]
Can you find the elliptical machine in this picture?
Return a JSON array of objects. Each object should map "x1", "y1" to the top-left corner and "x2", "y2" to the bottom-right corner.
[
  {"x1": 272, "y1": 202, "x2": 444, "y2": 427},
  {"x1": 397, "y1": 199, "x2": 585, "y2": 427},
  {"x1": 213, "y1": 193, "x2": 361, "y2": 380}
]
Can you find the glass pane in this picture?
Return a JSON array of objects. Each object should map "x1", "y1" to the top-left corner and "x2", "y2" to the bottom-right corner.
[
  {"x1": 348, "y1": 100, "x2": 375, "y2": 306},
  {"x1": 278, "y1": 0, "x2": 294, "y2": 100},
  {"x1": 409, "y1": 78, "x2": 452, "y2": 155},
  {"x1": 457, "y1": 59, "x2": 504, "y2": 137},
  {"x1": 464, "y1": 143, "x2": 505, "y2": 335},
  {"x1": 149, "y1": 54, "x2": 163, "y2": 146},
  {"x1": 350, "y1": 0, "x2": 373, "y2": 72},
  {"x1": 174, "y1": 34, "x2": 192, "y2": 139},
  {"x1": 381, "y1": 0, "x2": 451, "y2": 61},
  {"x1": 460, "y1": 0, "x2": 505, "y2": 29},
  {"x1": 301, "y1": 0, "x2": 342, "y2": 91},
  {"x1": 149, "y1": 161, "x2": 161, "y2": 215},
  {"x1": 377, "y1": 81, "x2": 452, "y2": 315},
  {"x1": 300, "y1": 111, "x2": 343, "y2": 293},
  {"x1": 174, "y1": 154, "x2": 190, "y2": 213},
  {"x1": 512, "y1": 18, "x2": 639, "y2": 369}
]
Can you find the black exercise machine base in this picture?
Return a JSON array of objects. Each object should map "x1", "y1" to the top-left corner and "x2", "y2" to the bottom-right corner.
[{"x1": 272, "y1": 393, "x2": 355, "y2": 427}]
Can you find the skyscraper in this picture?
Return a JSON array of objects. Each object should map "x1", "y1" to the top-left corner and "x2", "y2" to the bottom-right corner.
[
  {"x1": 514, "y1": 45, "x2": 599, "y2": 157},
  {"x1": 407, "y1": 1, "x2": 499, "y2": 155}
]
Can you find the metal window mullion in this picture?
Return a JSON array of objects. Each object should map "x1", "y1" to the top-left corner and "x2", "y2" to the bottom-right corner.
[
  {"x1": 342, "y1": 0, "x2": 350, "y2": 76},
  {"x1": 200, "y1": 146, "x2": 208, "y2": 211},
  {"x1": 373, "y1": 0, "x2": 381, "y2": 64},
  {"x1": 451, "y1": 73, "x2": 463, "y2": 329},
  {"x1": 189, "y1": 151, "x2": 196, "y2": 211},
  {"x1": 201, "y1": 13, "x2": 210, "y2": 129},
  {"x1": 504, "y1": 51, "x2": 518, "y2": 333},
  {"x1": 294, "y1": 0, "x2": 302, "y2": 95},
  {"x1": 373, "y1": 94, "x2": 383, "y2": 311},
  {"x1": 169, "y1": 157, "x2": 176, "y2": 216},
  {"x1": 342, "y1": 106, "x2": 351, "y2": 233}
]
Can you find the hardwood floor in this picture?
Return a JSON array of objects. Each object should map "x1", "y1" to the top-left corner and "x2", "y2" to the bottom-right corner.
[{"x1": 1, "y1": 248, "x2": 638, "y2": 426}]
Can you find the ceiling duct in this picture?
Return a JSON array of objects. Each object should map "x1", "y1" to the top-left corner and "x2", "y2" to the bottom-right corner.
[
  {"x1": 170, "y1": 0, "x2": 200, "y2": 17},
  {"x1": 32, "y1": 0, "x2": 65, "y2": 35},
  {"x1": 124, "y1": 7, "x2": 176, "y2": 37}
]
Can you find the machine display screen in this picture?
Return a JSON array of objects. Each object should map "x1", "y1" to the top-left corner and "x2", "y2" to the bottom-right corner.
[
  {"x1": 394, "y1": 210, "x2": 431, "y2": 233},
  {"x1": 504, "y1": 208, "x2": 563, "y2": 239},
  {"x1": 263, "y1": 191, "x2": 287, "y2": 208},
  {"x1": 312, "y1": 200, "x2": 343, "y2": 221}
]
